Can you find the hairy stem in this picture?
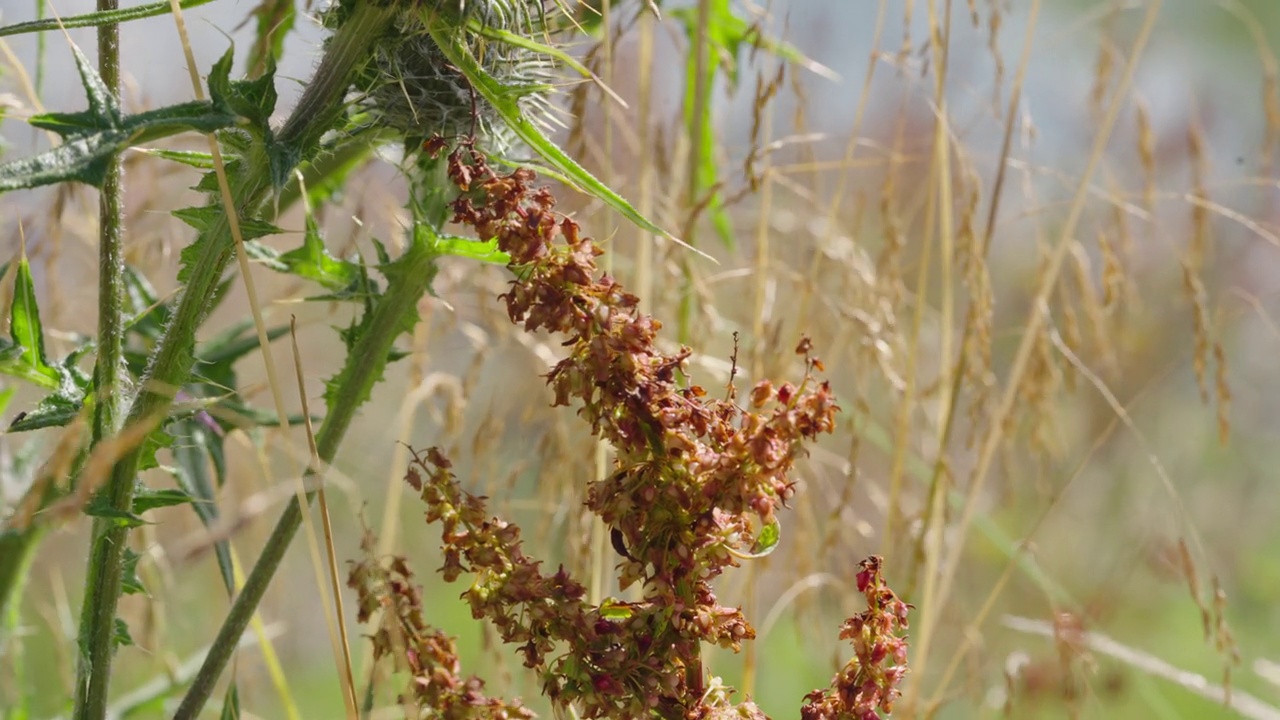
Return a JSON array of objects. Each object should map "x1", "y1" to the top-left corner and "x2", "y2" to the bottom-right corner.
[
  {"x1": 0, "y1": 0, "x2": 217, "y2": 38},
  {"x1": 69, "y1": 6, "x2": 396, "y2": 717},
  {"x1": 71, "y1": 3, "x2": 127, "y2": 715},
  {"x1": 174, "y1": 231, "x2": 440, "y2": 720}
]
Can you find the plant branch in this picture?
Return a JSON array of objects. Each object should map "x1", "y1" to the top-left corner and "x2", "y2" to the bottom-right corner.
[
  {"x1": 173, "y1": 230, "x2": 440, "y2": 720},
  {"x1": 71, "y1": 2, "x2": 129, "y2": 715},
  {"x1": 68, "y1": 6, "x2": 396, "y2": 718},
  {"x1": 0, "y1": 0, "x2": 217, "y2": 38}
]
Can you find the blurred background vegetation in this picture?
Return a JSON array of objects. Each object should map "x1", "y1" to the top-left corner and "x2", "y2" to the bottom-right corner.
[{"x1": 1, "y1": 0, "x2": 1279, "y2": 718}]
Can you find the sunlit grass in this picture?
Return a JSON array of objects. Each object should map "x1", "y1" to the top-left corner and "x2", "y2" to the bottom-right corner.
[{"x1": 1, "y1": 0, "x2": 1279, "y2": 718}]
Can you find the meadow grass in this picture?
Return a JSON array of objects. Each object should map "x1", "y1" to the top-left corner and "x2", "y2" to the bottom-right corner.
[{"x1": 1, "y1": 1, "x2": 1278, "y2": 718}]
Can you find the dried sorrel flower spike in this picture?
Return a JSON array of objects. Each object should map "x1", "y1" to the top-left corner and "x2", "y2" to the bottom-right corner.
[
  {"x1": 802, "y1": 556, "x2": 911, "y2": 720},
  {"x1": 347, "y1": 530, "x2": 534, "y2": 719},
  {"x1": 406, "y1": 145, "x2": 841, "y2": 718}
]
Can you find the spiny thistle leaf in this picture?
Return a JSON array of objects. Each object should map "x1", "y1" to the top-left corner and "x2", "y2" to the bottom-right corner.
[
  {"x1": 432, "y1": 235, "x2": 509, "y2": 265},
  {"x1": 4, "y1": 254, "x2": 58, "y2": 388},
  {"x1": 132, "y1": 486, "x2": 196, "y2": 514},
  {"x1": 7, "y1": 373, "x2": 88, "y2": 432},
  {"x1": 121, "y1": 548, "x2": 145, "y2": 596},
  {"x1": 0, "y1": 41, "x2": 240, "y2": 192},
  {"x1": 122, "y1": 265, "x2": 171, "y2": 342},
  {"x1": 113, "y1": 617, "x2": 135, "y2": 649},
  {"x1": 321, "y1": 227, "x2": 440, "y2": 410},
  {"x1": 84, "y1": 494, "x2": 146, "y2": 529},
  {"x1": 207, "y1": 46, "x2": 278, "y2": 135},
  {"x1": 172, "y1": 206, "x2": 283, "y2": 240},
  {"x1": 276, "y1": 216, "x2": 362, "y2": 290},
  {"x1": 198, "y1": 321, "x2": 291, "y2": 369},
  {"x1": 135, "y1": 148, "x2": 217, "y2": 170},
  {"x1": 0, "y1": 253, "x2": 91, "y2": 432}
]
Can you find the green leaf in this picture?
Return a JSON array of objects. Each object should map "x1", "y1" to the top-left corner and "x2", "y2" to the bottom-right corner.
[
  {"x1": 114, "y1": 617, "x2": 135, "y2": 648},
  {"x1": 0, "y1": 0, "x2": 218, "y2": 38},
  {"x1": 121, "y1": 548, "x2": 145, "y2": 596},
  {"x1": 598, "y1": 598, "x2": 633, "y2": 620},
  {"x1": 220, "y1": 683, "x2": 241, "y2": 720},
  {"x1": 205, "y1": 400, "x2": 312, "y2": 430},
  {"x1": 138, "y1": 429, "x2": 175, "y2": 473},
  {"x1": 132, "y1": 487, "x2": 195, "y2": 514},
  {"x1": 122, "y1": 265, "x2": 170, "y2": 342},
  {"x1": 728, "y1": 517, "x2": 781, "y2": 559},
  {"x1": 135, "y1": 148, "x2": 217, "y2": 170},
  {"x1": 240, "y1": 240, "x2": 290, "y2": 273},
  {"x1": 198, "y1": 321, "x2": 291, "y2": 368},
  {"x1": 84, "y1": 494, "x2": 146, "y2": 529},
  {"x1": 6, "y1": 252, "x2": 58, "y2": 388},
  {"x1": 275, "y1": 216, "x2": 361, "y2": 290},
  {"x1": 322, "y1": 226, "x2": 439, "y2": 409},
  {"x1": 275, "y1": 129, "x2": 387, "y2": 215},
  {"x1": 7, "y1": 379, "x2": 86, "y2": 432},
  {"x1": 172, "y1": 206, "x2": 283, "y2": 241},
  {"x1": 370, "y1": 237, "x2": 392, "y2": 266},
  {"x1": 194, "y1": 158, "x2": 246, "y2": 194},
  {"x1": 252, "y1": 232, "x2": 380, "y2": 301},
  {"x1": 421, "y1": 13, "x2": 675, "y2": 244},
  {"x1": 431, "y1": 235, "x2": 510, "y2": 265},
  {"x1": 0, "y1": 269, "x2": 89, "y2": 430},
  {"x1": 171, "y1": 417, "x2": 235, "y2": 593},
  {"x1": 466, "y1": 20, "x2": 624, "y2": 108},
  {"x1": 207, "y1": 46, "x2": 278, "y2": 134},
  {"x1": 0, "y1": 41, "x2": 237, "y2": 192}
]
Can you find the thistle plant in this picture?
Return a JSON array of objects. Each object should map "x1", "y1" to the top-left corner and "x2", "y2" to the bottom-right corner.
[
  {"x1": 354, "y1": 0, "x2": 557, "y2": 151},
  {"x1": 0, "y1": 1, "x2": 907, "y2": 718}
]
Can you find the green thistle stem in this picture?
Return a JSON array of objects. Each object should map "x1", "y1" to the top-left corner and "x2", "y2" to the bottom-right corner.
[
  {"x1": 71, "y1": 3, "x2": 129, "y2": 715},
  {"x1": 174, "y1": 229, "x2": 440, "y2": 720},
  {"x1": 69, "y1": 5, "x2": 396, "y2": 718}
]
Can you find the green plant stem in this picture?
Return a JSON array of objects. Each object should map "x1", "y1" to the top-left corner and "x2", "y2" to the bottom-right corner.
[
  {"x1": 0, "y1": 526, "x2": 46, "y2": 644},
  {"x1": 71, "y1": 3, "x2": 126, "y2": 715},
  {"x1": 69, "y1": 6, "x2": 396, "y2": 718},
  {"x1": 0, "y1": 0, "x2": 217, "y2": 38},
  {"x1": 174, "y1": 233, "x2": 440, "y2": 720}
]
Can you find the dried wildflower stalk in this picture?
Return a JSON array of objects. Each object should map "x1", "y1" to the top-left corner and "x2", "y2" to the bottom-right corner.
[
  {"x1": 802, "y1": 557, "x2": 912, "y2": 720},
  {"x1": 348, "y1": 530, "x2": 535, "y2": 719},
  {"x1": 359, "y1": 142, "x2": 910, "y2": 719}
]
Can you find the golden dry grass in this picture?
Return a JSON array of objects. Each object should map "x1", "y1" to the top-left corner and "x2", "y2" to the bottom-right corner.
[{"x1": 3, "y1": 0, "x2": 1280, "y2": 718}]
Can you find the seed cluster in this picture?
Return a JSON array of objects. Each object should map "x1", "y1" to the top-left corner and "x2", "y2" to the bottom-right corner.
[
  {"x1": 801, "y1": 556, "x2": 911, "y2": 720},
  {"x1": 355, "y1": 140, "x2": 909, "y2": 719},
  {"x1": 348, "y1": 533, "x2": 535, "y2": 719}
]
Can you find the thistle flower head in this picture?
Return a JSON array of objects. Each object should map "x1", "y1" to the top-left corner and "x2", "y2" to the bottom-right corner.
[{"x1": 350, "y1": 0, "x2": 559, "y2": 153}]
